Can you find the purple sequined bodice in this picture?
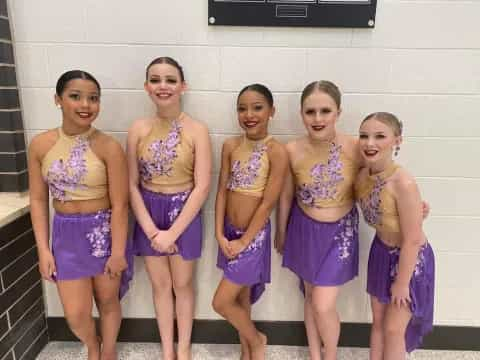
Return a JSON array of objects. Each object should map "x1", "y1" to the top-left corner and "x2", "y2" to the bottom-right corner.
[
  {"x1": 139, "y1": 120, "x2": 182, "y2": 181},
  {"x1": 296, "y1": 143, "x2": 344, "y2": 207},
  {"x1": 46, "y1": 136, "x2": 89, "y2": 202},
  {"x1": 227, "y1": 141, "x2": 268, "y2": 191},
  {"x1": 358, "y1": 175, "x2": 385, "y2": 228}
]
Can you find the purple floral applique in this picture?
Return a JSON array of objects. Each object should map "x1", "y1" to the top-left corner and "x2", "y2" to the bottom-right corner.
[
  {"x1": 46, "y1": 136, "x2": 89, "y2": 201},
  {"x1": 167, "y1": 190, "x2": 191, "y2": 224},
  {"x1": 297, "y1": 143, "x2": 344, "y2": 207},
  {"x1": 86, "y1": 210, "x2": 112, "y2": 258},
  {"x1": 139, "y1": 120, "x2": 181, "y2": 181},
  {"x1": 227, "y1": 142, "x2": 268, "y2": 190},
  {"x1": 389, "y1": 244, "x2": 428, "y2": 280},
  {"x1": 227, "y1": 227, "x2": 267, "y2": 267},
  {"x1": 359, "y1": 175, "x2": 386, "y2": 227},
  {"x1": 413, "y1": 248, "x2": 426, "y2": 277},
  {"x1": 335, "y1": 208, "x2": 359, "y2": 261}
]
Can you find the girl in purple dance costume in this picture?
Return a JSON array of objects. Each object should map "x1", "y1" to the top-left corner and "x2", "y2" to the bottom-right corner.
[
  {"x1": 275, "y1": 81, "x2": 362, "y2": 360},
  {"x1": 212, "y1": 84, "x2": 288, "y2": 360},
  {"x1": 355, "y1": 112, "x2": 434, "y2": 360},
  {"x1": 127, "y1": 57, "x2": 212, "y2": 360},
  {"x1": 28, "y1": 70, "x2": 133, "y2": 360}
]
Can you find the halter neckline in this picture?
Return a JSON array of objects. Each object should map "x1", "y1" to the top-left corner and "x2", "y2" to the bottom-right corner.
[
  {"x1": 243, "y1": 134, "x2": 272, "y2": 145},
  {"x1": 59, "y1": 126, "x2": 95, "y2": 140},
  {"x1": 368, "y1": 162, "x2": 398, "y2": 181}
]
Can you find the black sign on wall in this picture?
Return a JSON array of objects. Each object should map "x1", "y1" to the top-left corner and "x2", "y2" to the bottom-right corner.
[{"x1": 208, "y1": 0, "x2": 377, "y2": 28}]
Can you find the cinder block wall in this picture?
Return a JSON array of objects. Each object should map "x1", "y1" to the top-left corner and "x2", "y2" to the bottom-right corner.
[
  {"x1": 0, "y1": 0, "x2": 27, "y2": 192},
  {"x1": 0, "y1": 214, "x2": 48, "y2": 359},
  {"x1": 9, "y1": 0, "x2": 480, "y2": 327}
]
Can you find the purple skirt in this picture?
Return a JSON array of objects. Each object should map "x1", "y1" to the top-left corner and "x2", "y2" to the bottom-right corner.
[
  {"x1": 282, "y1": 202, "x2": 359, "y2": 289},
  {"x1": 52, "y1": 209, "x2": 134, "y2": 299},
  {"x1": 367, "y1": 235, "x2": 435, "y2": 353},
  {"x1": 132, "y1": 187, "x2": 202, "y2": 260},
  {"x1": 216, "y1": 218, "x2": 271, "y2": 304}
]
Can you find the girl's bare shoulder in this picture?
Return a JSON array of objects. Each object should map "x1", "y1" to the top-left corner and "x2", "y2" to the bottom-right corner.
[
  {"x1": 91, "y1": 130, "x2": 124, "y2": 155},
  {"x1": 180, "y1": 113, "x2": 210, "y2": 144},
  {"x1": 388, "y1": 166, "x2": 419, "y2": 200},
  {"x1": 181, "y1": 113, "x2": 208, "y2": 131},
  {"x1": 224, "y1": 135, "x2": 243, "y2": 146},
  {"x1": 338, "y1": 132, "x2": 361, "y2": 162},
  {"x1": 128, "y1": 117, "x2": 155, "y2": 138},
  {"x1": 29, "y1": 129, "x2": 59, "y2": 159},
  {"x1": 267, "y1": 137, "x2": 287, "y2": 158},
  {"x1": 285, "y1": 136, "x2": 311, "y2": 164},
  {"x1": 285, "y1": 136, "x2": 307, "y2": 154},
  {"x1": 392, "y1": 167, "x2": 417, "y2": 187}
]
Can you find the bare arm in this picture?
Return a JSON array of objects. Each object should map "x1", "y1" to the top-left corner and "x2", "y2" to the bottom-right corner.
[
  {"x1": 127, "y1": 121, "x2": 159, "y2": 240},
  {"x1": 391, "y1": 177, "x2": 424, "y2": 307},
  {"x1": 215, "y1": 140, "x2": 234, "y2": 257},
  {"x1": 274, "y1": 162, "x2": 294, "y2": 254},
  {"x1": 27, "y1": 135, "x2": 55, "y2": 281},
  {"x1": 102, "y1": 137, "x2": 129, "y2": 276},
  {"x1": 215, "y1": 141, "x2": 233, "y2": 241}
]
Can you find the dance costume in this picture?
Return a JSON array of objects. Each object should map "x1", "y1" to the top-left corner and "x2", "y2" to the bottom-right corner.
[
  {"x1": 217, "y1": 135, "x2": 272, "y2": 304},
  {"x1": 356, "y1": 163, "x2": 435, "y2": 352},
  {"x1": 132, "y1": 115, "x2": 202, "y2": 259},
  {"x1": 282, "y1": 141, "x2": 360, "y2": 289},
  {"x1": 42, "y1": 127, "x2": 133, "y2": 298}
]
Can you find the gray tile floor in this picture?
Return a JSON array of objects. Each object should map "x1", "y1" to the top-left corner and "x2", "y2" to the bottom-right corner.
[{"x1": 37, "y1": 342, "x2": 480, "y2": 359}]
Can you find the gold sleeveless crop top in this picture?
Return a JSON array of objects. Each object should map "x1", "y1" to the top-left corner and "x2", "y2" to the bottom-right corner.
[
  {"x1": 292, "y1": 142, "x2": 359, "y2": 208},
  {"x1": 41, "y1": 127, "x2": 107, "y2": 202},
  {"x1": 226, "y1": 135, "x2": 272, "y2": 198},
  {"x1": 137, "y1": 117, "x2": 194, "y2": 186},
  {"x1": 355, "y1": 163, "x2": 401, "y2": 233}
]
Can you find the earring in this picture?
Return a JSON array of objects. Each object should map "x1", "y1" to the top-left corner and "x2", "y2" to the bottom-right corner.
[
  {"x1": 394, "y1": 146, "x2": 400, "y2": 156},
  {"x1": 56, "y1": 104, "x2": 61, "y2": 109},
  {"x1": 269, "y1": 116, "x2": 273, "y2": 121}
]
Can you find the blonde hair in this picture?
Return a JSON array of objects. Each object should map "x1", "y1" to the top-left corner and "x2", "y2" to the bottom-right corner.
[
  {"x1": 362, "y1": 112, "x2": 403, "y2": 136},
  {"x1": 301, "y1": 80, "x2": 341, "y2": 109}
]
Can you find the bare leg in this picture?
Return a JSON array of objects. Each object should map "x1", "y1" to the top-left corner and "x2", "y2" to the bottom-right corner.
[
  {"x1": 311, "y1": 286, "x2": 340, "y2": 360},
  {"x1": 370, "y1": 296, "x2": 387, "y2": 360},
  {"x1": 93, "y1": 273, "x2": 122, "y2": 360},
  {"x1": 212, "y1": 278, "x2": 266, "y2": 360},
  {"x1": 304, "y1": 282, "x2": 322, "y2": 360},
  {"x1": 144, "y1": 256, "x2": 175, "y2": 360},
  {"x1": 57, "y1": 279, "x2": 100, "y2": 360},
  {"x1": 238, "y1": 287, "x2": 252, "y2": 360},
  {"x1": 170, "y1": 255, "x2": 195, "y2": 360},
  {"x1": 383, "y1": 303, "x2": 412, "y2": 360}
]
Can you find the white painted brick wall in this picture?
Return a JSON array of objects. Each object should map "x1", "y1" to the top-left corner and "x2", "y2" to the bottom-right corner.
[{"x1": 11, "y1": 0, "x2": 480, "y2": 326}]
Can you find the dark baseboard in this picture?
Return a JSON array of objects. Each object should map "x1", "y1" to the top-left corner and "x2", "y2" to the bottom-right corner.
[{"x1": 47, "y1": 317, "x2": 480, "y2": 351}]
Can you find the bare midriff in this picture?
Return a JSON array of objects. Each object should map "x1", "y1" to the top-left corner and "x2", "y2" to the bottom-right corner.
[
  {"x1": 297, "y1": 199, "x2": 355, "y2": 223},
  {"x1": 53, "y1": 195, "x2": 111, "y2": 214},
  {"x1": 376, "y1": 230, "x2": 427, "y2": 249},
  {"x1": 226, "y1": 191, "x2": 263, "y2": 230},
  {"x1": 141, "y1": 180, "x2": 194, "y2": 195}
]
